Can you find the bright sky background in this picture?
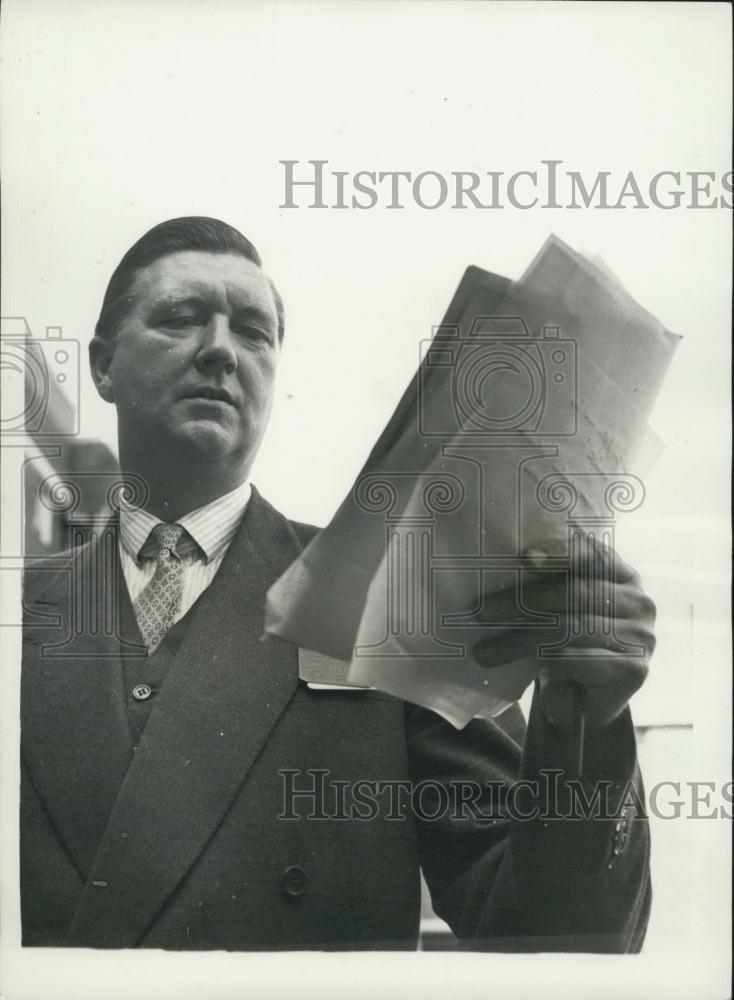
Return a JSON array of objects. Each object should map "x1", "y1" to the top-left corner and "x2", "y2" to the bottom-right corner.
[{"x1": 1, "y1": 2, "x2": 731, "y2": 993}]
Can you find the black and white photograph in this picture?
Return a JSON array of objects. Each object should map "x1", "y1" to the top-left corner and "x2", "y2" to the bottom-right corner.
[{"x1": 1, "y1": 2, "x2": 731, "y2": 998}]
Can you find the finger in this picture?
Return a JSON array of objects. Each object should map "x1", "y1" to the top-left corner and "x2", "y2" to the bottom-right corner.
[
  {"x1": 474, "y1": 616, "x2": 655, "y2": 667},
  {"x1": 561, "y1": 620, "x2": 657, "y2": 658},
  {"x1": 538, "y1": 656, "x2": 649, "y2": 729},
  {"x1": 482, "y1": 575, "x2": 656, "y2": 626},
  {"x1": 474, "y1": 624, "x2": 563, "y2": 667},
  {"x1": 523, "y1": 534, "x2": 640, "y2": 585},
  {"x1": 474, "y1": 576, "x2": 567, "y2": 625},
  {"x1": 587, "y1": 534, "x2": 641, "y2": 587},
  {"x1": 539, "y1": 656, "x2": 649, "y2": 690}
]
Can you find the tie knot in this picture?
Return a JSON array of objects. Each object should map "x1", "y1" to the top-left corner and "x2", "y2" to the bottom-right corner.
[{"x1": 150, "y1": 522, "x2": 185, "y2": 560}]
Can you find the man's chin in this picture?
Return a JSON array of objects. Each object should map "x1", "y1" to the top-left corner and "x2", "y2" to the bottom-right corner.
[{"x1": 174, "y1": 419, "x2": 246, "y2": 461}]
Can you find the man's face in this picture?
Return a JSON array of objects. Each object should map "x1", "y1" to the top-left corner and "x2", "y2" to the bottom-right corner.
[{"x1": 98, "y1": 251, "x2": 280, "y2": 471}]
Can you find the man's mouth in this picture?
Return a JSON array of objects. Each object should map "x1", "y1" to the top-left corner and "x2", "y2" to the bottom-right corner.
[{"x1": 184, "y1": 387, "x2": 235, "y2": 406}]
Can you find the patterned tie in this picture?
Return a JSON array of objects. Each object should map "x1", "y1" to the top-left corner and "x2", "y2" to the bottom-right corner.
[{"x1": 132, "y1": 523, "x2": 185, "y2": 654}]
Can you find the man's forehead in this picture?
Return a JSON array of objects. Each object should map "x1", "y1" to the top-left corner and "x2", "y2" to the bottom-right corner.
[{"x1": 133, "y1": 251, "x2": 274, "y2": 308}]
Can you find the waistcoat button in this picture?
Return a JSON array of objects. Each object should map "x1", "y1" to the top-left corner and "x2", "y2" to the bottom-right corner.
[{"x1": 283, "y1": 865, "x2": 309, "y2": 897}]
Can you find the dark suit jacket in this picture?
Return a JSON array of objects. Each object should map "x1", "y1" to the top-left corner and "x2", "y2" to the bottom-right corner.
[{"x1": 21, "y1": 487, "x2": 651, "y2": 951}]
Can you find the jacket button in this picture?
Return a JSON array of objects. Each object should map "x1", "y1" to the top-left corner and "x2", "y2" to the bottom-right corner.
[
  {"x1": 132, "y1": 684, "x2": 152, "y2": 701},
  {"x1": 282, "y1": 865, "x2": 308, "y2": 898}
]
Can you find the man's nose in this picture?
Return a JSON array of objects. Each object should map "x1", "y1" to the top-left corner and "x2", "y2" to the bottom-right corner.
[{"x1": 194, "y1": 315, "x2": 238, "y2": 375}]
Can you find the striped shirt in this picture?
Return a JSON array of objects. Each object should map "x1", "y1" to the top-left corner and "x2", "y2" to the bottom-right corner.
[{"x1": 119, "y1": 480, "x2": 252, "y2": 624}]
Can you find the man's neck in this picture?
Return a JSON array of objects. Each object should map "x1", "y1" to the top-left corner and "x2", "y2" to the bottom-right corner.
[{"x1": 118, "y1": 444, "x2": 251, "y2": 523}]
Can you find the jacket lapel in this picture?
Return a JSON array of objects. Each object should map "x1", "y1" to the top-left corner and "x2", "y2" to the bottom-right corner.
[
  {"x1": 66, "y1": 489, "x2": 305, "y2": 948},
  {"x1": 21, "y1": 521, "x2": 145, "y2": 879}
]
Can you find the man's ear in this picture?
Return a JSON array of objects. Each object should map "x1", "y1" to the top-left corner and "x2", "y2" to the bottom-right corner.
[{"x1": 89, "y1": 335, "x2": 117, "y2": 403}]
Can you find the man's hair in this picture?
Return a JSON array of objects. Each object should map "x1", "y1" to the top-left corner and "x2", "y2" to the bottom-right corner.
[{"x1": 94, "y1": 216, "x2": 285, "y2": 342}]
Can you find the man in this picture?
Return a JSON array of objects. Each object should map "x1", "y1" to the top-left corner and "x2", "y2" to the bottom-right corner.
[{"x1": 21, "y1": 217, "x2": 654, "y2": 951}]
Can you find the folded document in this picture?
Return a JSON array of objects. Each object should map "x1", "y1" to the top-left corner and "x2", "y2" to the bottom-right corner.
[{"x1": 266, "y1": 235, "x2": 681, "y2": 727}]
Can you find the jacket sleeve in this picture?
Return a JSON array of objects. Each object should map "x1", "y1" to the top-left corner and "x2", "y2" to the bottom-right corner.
[{"x1": 406, "y1": 684, "x2": 651, "y2": 952}]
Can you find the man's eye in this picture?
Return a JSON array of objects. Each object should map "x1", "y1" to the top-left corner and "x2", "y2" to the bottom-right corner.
[
  {"x1": 161, "y1": 314, "x2": 198, "y2": 329},
  {"x1": 234, "y1": 325, "x2": 271, "y2": 343}
]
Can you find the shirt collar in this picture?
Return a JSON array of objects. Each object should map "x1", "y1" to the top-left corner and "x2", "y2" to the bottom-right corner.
[{"x1": 119, "y1": 480, "x2": 252, "y2": 565}]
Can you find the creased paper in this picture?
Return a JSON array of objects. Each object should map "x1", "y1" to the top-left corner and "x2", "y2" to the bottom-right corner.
[{"x1": 266, "y1": 234, "x2": 681, "y2": 727}]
